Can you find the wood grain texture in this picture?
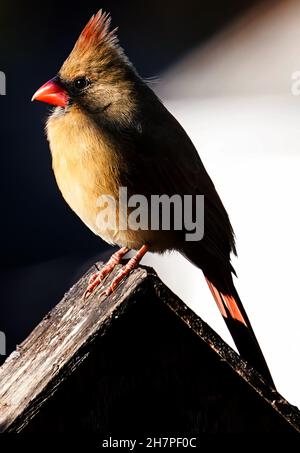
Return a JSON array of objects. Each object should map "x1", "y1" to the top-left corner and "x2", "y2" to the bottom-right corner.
[
  {"x1": 0, "y1": 262, "x2": 147, "y2": 432},
  {"x1": 0, "y1": 261, "x2": 299, "y2": 433}
]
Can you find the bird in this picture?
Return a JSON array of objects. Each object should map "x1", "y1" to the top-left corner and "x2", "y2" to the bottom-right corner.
[{"x1": 32, "y1": 10, "x2": 274, "y2": 386}]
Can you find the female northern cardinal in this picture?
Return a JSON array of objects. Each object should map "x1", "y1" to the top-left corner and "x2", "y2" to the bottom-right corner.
[{"x1": 32, "y1": 11, "x2": 274, "y2": 385}]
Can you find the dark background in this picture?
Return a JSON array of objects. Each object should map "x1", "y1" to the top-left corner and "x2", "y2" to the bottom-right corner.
[{"x1": 0, "y1": 0, "x2": 262, "y2": 360}]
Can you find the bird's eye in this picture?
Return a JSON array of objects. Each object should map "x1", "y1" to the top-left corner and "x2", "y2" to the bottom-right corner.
[{"x1": 73, "y1": 77, "x2": 90, "y2": 91}]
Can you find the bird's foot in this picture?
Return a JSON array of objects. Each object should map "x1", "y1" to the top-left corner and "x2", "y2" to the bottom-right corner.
[
  {"x1": 99, "y1": 244, "x2": 149, "y2": 298},
  {"x1": 83, "y1": 247, "x2": 129, "y2": 299}
]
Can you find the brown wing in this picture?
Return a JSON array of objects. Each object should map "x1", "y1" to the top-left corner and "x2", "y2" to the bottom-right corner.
[{"x1": 118, "y1": 89, "x2": 236, "y2": 275}]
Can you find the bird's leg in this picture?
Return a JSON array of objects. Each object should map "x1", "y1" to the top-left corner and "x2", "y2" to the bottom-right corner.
[
  {"x1": 100, "y1": 244, "x2": 149, "y2": 297},
  {"x1": 84, "y1": 247, "x2": 129, "y2": 299}
]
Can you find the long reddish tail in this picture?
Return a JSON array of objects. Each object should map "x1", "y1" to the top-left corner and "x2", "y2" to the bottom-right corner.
[{"x1": 205, "y1": 277, "x2": 275, "y2": 387}]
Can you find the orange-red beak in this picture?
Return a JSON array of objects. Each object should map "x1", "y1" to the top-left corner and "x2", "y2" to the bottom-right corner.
[{"x1": 32, "y1": 78, "x2": 69, "y2": 107}]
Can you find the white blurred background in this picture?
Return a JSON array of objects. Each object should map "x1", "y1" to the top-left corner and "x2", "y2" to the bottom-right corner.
[{"x1": 141, "y1": 0, "x2": 300, "y2": 406}]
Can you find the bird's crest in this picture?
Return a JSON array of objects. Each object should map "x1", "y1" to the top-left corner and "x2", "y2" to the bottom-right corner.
[
  {"x1": 73, "y1": 10, "x2": 118, "y2": 53},
  {"x1": 60, "y1": 10, "x2": 129, "y2": 85}
]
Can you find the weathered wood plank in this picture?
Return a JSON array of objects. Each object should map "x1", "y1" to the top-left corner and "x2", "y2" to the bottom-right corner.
[
  {"x1": 0, "y1": 261, "x2": 299, "y2": 433},
  {"x1": 0, "y1": 263, "x2": 147, "y2": 432}
]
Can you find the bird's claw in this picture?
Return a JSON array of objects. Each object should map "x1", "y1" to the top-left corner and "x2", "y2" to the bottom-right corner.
[
  {"x1": 99, "y1": 288, "x2": 111, "y2": 298},
  {"x1": 83, "y1": 245, "x2": 148, "y2": 300},
  {"x1": 83, "y1": 271, "x2": 106, "y2": 299},
  {"x1": 83, "y1": 247, "x2": 130, "y2": 300},
  {"x1": 88, "y1": 272, "x2": 101, "y2": 285}
]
